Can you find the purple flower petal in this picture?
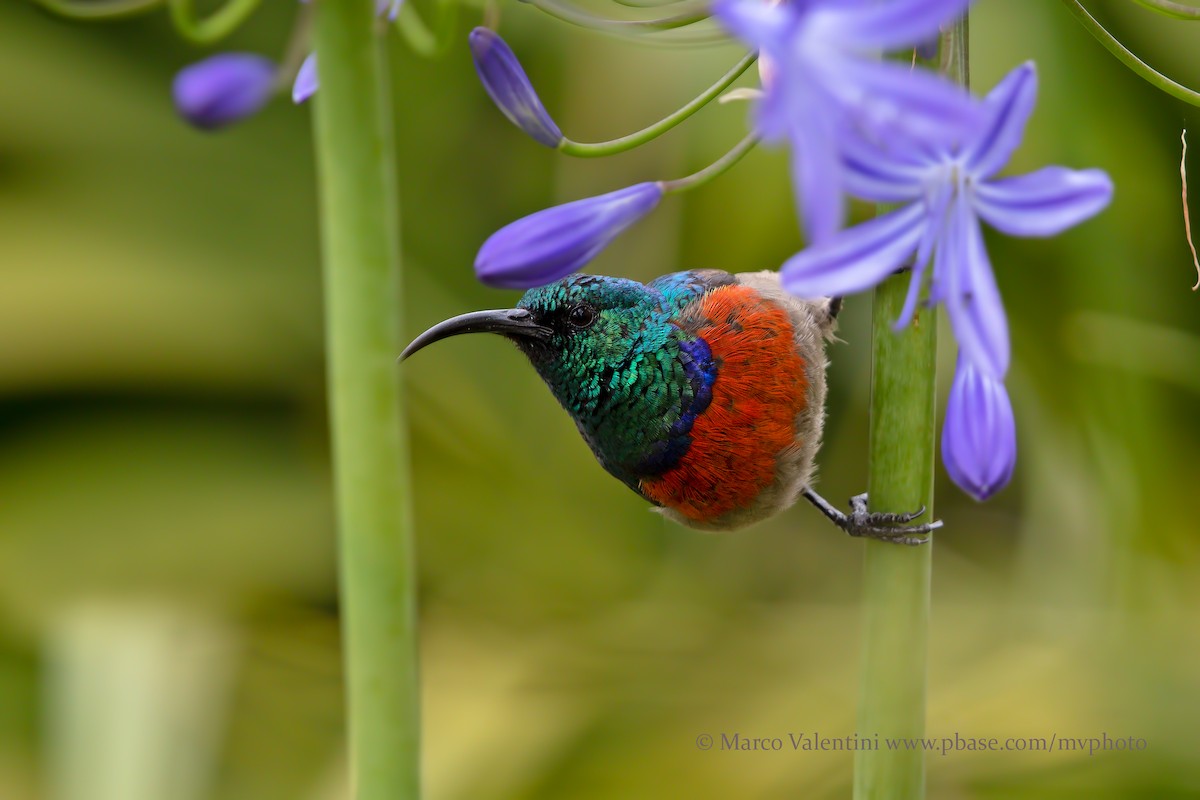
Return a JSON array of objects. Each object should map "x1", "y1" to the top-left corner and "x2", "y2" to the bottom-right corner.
[
  {"x1": 942, "y1": 356, "x2": 1016, "y2": 501},
  {"x1": 781, "y1": 202, "x2": 926, "y2": 297},
  {"x1": 469, "y1": 28, "x2": 564, "y2": 148},
  {"x1": 841, "y1": 126, "x2": 931, "y2": 203},
  {"x1": 894, "y1": 180, "x2": 954, "y2": 330},
  {"x1": 790, "y1": 105, "x2": 844, "y2": 244},
  {"x1": 711, "y1": 0, "x2": 796, "y2": 53},
  {"x1": 942, "y1": 195, "x2": 1010, "y2": 378},
  {"x1": 292, "y1": 52, "x2": 318, "y2": 105},
  {"x1": 475, "y1": 183, "x2": 663, "y2": 289},
  {"x1": 173, "y1": 53, "x2": 277, "y2": 130},
  {"x1": 963, "y1": 62, "x2": 1038, "y2": 179},
  {"x1": 825, "y1": 0, "x2": 974, "y2": 52},
  {"x1": 974, "y1": 167, "x2": 1114, "y2": 237},
  {"x1": 715, "y1": 0, "x2": 984, "y2": 244},
  {"x1": 836, "y1": 56, "x2": 982, "y2": 146}
]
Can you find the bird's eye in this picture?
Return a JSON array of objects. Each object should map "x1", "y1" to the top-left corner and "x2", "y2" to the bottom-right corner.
[{"x1": 567, "y1": 303, "x2": 597, "y2": 329}]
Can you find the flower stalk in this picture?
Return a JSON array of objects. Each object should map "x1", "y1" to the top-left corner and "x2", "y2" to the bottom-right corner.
[
  {"x1": 558, "y1": 51, "x2": 759, "y2": 157},
  {"x1": 35, "y1": 0, "x2": 162, "y2": 19},
  {"x1": 519, "y1": 0, "x2": 713, "y2": 33},
  {"x1": 310, "y1": 0, "x2": 418, "y2": 797},
  {"x1": 1060, "y1": 0, "x2": 1200, "y2": 106},
  {"x1": 167, "y1": 0, "x2": 263, "y2": 44},
  {"x1": 853, "y1": 20, "x2": 968, "y2": 800}
]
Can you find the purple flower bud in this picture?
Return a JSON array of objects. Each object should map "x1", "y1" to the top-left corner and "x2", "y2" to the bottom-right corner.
[
  {"x1": 290, "y1": 0, "x2": 396, "y2": 105},
  {"x1": 468, "y1": 27, "x2": 564, "y2": 148},
  {"x1": 476, "y1": 183, "x2": 664, "y2": 289},
  {"x1": 942, "y1": 356, "x2": 1016, "y2": 501},
  {"x1": 173, "y1": 53, "x2": 277, "y2": 130},
  {"x1": 292, "y1": 53, "x2": 318, "y2": 104}
]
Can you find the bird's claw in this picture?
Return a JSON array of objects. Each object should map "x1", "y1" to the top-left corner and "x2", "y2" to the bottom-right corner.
[{"x1": 802, "y1": 489, "x2": 941, "y2": 546}]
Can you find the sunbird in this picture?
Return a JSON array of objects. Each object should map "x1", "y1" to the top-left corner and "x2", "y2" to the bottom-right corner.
[{"x1": 402, "y1": 270, "x2": 938, "y2": 543}]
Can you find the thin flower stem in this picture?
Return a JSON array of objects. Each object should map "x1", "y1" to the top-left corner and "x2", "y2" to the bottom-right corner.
[
  {"x1": 1129, "y1": 0, "x2": 1200, "y2": 19},
  {"x1": 660, "y1": 132, "x2": 759, "y2": 193},
  {"x1": 310, "y1": 0, "x2": 418, "y2": 798},
  {"x1": 1180, "y1": 130, "x2": 1200, "y2": 289},
  {"x1": 397, "y1": 0, "x2": 458, "y2": 58},
  {"x1": 35, "y1": 0, "x2": 161, "y2": 18},
  {"x1": 852, "y1": 20, "x2": 965, "y2": 800},
  {"x1": 560, "y1": 51, "x2": 758, "y2": 158},
  {"x1": 166, "y1": 0, "x2": 262, "y2": 44},
  {"x1": 519, "y1": 0, "x2": 712, "y2": 32},
  {"x1": 279, "y1": 4, "x2": 314, "y2": 88},
  {"x1": 1062, "y1": 0, "x2": 1200, "y2": 105},
  {"x1": 611, "y1": 0, "x2": 691, "y2": 8}
]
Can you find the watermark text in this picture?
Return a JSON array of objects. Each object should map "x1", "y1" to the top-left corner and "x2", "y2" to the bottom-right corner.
[{"x1": 695, "y1": 731, "x2": 1147, "y2": 756}]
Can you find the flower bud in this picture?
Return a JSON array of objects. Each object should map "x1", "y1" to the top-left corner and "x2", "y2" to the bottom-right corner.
[
  {"x1": 942, "y1": 356, "x2": 1016, "y2": 501},
  {"x1": 173, "y1": 53, "x2": 277, "y2": 130},
  {"x1": 475, "y1": 183, "x2": 664, "y2": 289},
  {"x1": 468, "y1": 27, "x2": 564, "y2": 148},
  {"x1": 292, "y1": 53, "x2": 318, "y2": 104}
]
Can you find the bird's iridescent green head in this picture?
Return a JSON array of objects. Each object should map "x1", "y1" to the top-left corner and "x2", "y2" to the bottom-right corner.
[
  {"x1": 399, "y1": 274, "x2": 658, "y2": 369},
  {"x1": 512, "y1": 274, "x2": 661, "y2": 375},
  {"x1": 401, "y1": 273, "x2": 702, "y2": 488}
]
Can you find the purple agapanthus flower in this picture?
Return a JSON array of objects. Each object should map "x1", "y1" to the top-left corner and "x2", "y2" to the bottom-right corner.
[
  {"x1": 173, "y1": 53, "x2": 278, "y2": 130},
  {"x1": 712, "y1": 0, "x2": 982, "y2": 244},
  {"x1": 469, "y1": 28, "x2": 564, "y2": 148},
  {"x1": 292, "y1": 0, "x2": 403, "y2": 105},
  {"x1": 782, "y1": 62, "x2": 1113, "y2": 378},
  {"x1": 475, "y1": 183, "x2": 663, "y2": 289},
  {"x1": 942, "y1": 356, "x2": 1016, "y2": 500}
]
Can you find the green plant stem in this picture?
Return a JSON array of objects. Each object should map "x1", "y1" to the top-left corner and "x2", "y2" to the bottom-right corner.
[
  {"x1": 659, "y1": 132, "x2": 759, "y2": 193},
  {"x1": 1129, "y1": 0, "x2": 1200, "y2": 20},
  {"x1": 311, "y1": 2, "x2": 418, "y2": 799},
  {"x1": 1061, "y1": 0, "x2": 1200, "y2": 105},
  {"x1": 611, "y1": 0, "x2": 691, "y2": 8},
  {"x1": 559, "y1": 51, "x2": 758, "y2": 158},
  {"x1": 520, "y1": 0, "x2": 711, "y2": 32},
  {"x1": 852, "y1": 21, "x2": 966, "y2": 800},
  {"x1": 35, "y1": 0, "x2": 162, "y2": 19},
  {"x1": 166, "y1": 0, "x2": 262, "y2": 44},
  {"x1": 396, "y1": 0, "x2": 458, "y2": 59}
]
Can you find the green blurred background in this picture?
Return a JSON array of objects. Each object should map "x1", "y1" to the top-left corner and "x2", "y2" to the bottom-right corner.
[{"x1": 3, "y1": 0, "x2": 1200, "y2": 797}]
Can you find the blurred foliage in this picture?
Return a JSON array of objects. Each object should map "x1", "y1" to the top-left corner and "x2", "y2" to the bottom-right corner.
[{"x1": 2, "y1": 0, "x2": 1200, "y2": 797}]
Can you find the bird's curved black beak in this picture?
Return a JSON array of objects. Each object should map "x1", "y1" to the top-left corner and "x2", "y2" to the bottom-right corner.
[{"x1": 399, "y1": 308, "x2": 552, "y2": 361}]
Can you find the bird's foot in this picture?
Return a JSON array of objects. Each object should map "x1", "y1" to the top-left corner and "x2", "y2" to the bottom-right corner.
[{"x1": 801, "y1": 489, "x2": 940, "y2": 546}]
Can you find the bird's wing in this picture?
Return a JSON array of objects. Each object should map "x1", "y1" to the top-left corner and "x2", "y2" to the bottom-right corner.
[
  {"x1": 646, "y1": 269, "x2": 737, "y2": 314},
  {"x1": 640, "y1": 281, "x2": 813, "y2": 528}
]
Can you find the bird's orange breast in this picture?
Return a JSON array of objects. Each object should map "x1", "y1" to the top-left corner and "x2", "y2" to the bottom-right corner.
[{"x1": 639, "y1": 284, "x2": 808, "y2": 523}]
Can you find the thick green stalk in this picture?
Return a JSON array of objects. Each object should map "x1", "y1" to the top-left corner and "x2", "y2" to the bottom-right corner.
[
  {"x1": 852, "y1": 21, "x2": 967, "y2": 800},
  {"x1": 311, "y1": 3, "x2": 418, "y2": 799}
]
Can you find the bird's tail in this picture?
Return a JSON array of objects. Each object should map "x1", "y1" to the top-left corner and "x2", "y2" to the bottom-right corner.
[{"x1": 814, "y1": 295, "x2": 841, "y2": 341}]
